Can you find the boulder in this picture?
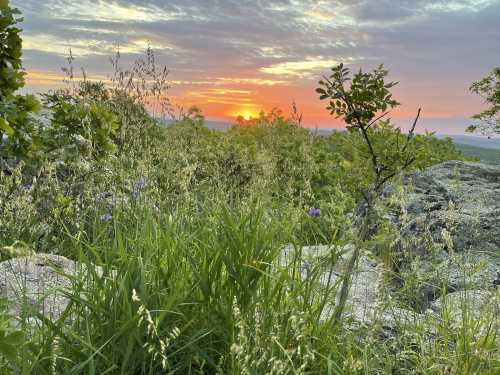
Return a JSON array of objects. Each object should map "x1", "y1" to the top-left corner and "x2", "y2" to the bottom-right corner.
[
  {"x1": 280, "y1": 161, "x2": 500, "y2": 332},
  {"x1": 429, "y1": 289, "x2": 499, "y2": 327},
  {"x1": 279, "y1": 244, "x2": 400, "y2": 326},
  {"x1": 0, "y1": 253, "x2": 101, "y2": 322},
  {"x1": 377, "y1": 161, "x2": 500, "y2": 308}
]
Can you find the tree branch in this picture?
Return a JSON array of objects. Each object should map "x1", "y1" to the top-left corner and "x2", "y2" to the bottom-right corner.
[{"x1": 367, "y1": 111, "x2": 391, "y2": 129}]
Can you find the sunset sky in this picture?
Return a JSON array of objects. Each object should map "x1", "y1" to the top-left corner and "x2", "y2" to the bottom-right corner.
[{"x1": 13, "y1": 0, "x2": 500, "y2": 134}]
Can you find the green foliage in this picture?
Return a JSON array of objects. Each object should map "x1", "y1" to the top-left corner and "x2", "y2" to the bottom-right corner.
[
  {"x1": 317, "y1": 64, "x2": 399, "y2": 127},
  {"x1": 0, "y1": 0, "x2": 23, "y2": 97},
  {"x1": 0, "y1": 298, "x2": 24, "y2": 369},
  {"x1": 468, "y1": 67, "x2": 500, "y2": 136},
  {"x1": 455, "y1": 143, "x2": 500, "y2": 164},
  {"x1": 317, "y1": 64, "x2": 420, "y2": 200},
  {"x1": 42, "y1": 83, "x2": 119, "y2": 162},
  {"x1": 0, "y1": 0, "x2": 40, "y2": 160}
]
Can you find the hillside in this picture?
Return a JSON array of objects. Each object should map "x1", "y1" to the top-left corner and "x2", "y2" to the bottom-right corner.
[{"x1": 455, "y1": 143, "x2": 500, "y2": 164}]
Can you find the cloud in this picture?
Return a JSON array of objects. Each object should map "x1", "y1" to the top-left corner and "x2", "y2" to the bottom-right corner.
[
  {"x1": 13, "y1": 0, "x2": 500, "y2": 130},
  {"x1": 260, "y1": 57, "x2": 344, "y2": 77}
]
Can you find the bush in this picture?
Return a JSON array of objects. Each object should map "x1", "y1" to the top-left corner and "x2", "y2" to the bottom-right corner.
[{"x1": 0, "y1": 0, "x2": 40, "y2": 162}]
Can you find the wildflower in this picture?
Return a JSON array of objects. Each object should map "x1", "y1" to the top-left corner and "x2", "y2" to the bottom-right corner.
[
  {"x1": 308, "y1": 207, "x2": 321, "y2": 217},
  {"x1": 100, "y1": 213, "x2": 113, "y2": 222},
  {"x1": 135, "y1": 177, "x2": 146, "y2": 189},
  {"x1": 132, "y1": 289, "x2": 140, "y2": 302},
  {"x1": 21, "y1": 183, "x2": 32, "y2": 191}
]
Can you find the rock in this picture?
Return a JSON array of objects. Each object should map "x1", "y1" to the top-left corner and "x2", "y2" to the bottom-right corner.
[
  {"x1": 400, "y1": 161, "x2": 500, "y2": 255},
  {"x1": 376, "y1": 161, "x2": 500, "y2": 309},
  {"x1": 0, "y1": 253, "x2": 101, "y2": 322},
  {"x1": 428, "y1": 289, "x2": 499, "y2": 326},
  {"x1": 279, "y1": 244, "x2": 389, "y2": 325}
]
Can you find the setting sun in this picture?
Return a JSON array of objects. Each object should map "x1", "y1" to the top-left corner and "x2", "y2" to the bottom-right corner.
[
  {"x1": 229, "y1": 107, "x2": 260, "y2": 121},
  {"x1": 241, "y1": 110, "x2": 255, "y2": 120}
]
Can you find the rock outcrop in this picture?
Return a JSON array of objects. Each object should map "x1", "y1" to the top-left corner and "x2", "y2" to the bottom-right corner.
[
  {"x1": 380, "y1": 161, "x2": 499, "y2": 309},
  {"x1": 280, "y1": 161, "x2": 499, "y2": 332},
  {"x1": 0, "y1": 253, "x2": 101, "y2": 322}
]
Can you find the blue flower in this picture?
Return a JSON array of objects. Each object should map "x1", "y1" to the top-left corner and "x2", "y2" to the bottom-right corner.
[
  {"x1": 308, "y1": 207, "x2": 321, "y2": 217},
  {"x1": 100, "y1": 213, "x2": 113, "y2": 222},
  {"x1": 135, "y1": 177, "x2": 146, "y2": 190},
  {"x1": 21, "y1": 184, "x2": 32, "y2": 191}
]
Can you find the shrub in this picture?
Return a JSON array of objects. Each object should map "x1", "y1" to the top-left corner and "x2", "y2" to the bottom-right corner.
[
  {"x1": 0, "y1": 0, "x2": 40, "y2": 162},
  {"x1": 468, "y1": 67, "x2": 500, "y2": 136}
]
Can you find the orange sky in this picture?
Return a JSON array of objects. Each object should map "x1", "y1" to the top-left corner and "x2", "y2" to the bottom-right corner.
[{"x1": 16, "y1": 0, "x2": 500, "y2": 134}]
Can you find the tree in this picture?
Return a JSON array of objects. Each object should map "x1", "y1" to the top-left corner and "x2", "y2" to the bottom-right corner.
[
  {"x1": 468, "y1": 67, "x2": 500, "y2": 136},
  {"x1": 0, "y1": 0, "x2": 40, "y2": 161},
  {"x1": 316, "y1": 63, "x2": 421, "y2": 324},
  {"x1": 317, "y1": 64, "x2": 421, "y2": 212}
]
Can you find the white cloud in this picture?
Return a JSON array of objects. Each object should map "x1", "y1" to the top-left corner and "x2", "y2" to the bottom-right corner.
[
  {"x1": 46, "y1": 0, "x2": 184, "y2": 23},
  {"x1": 260, "y1": 57, "x2": 347, "y2": 77}
]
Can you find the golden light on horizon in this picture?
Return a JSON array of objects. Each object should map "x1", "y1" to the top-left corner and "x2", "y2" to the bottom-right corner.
[
  {"x1": 229, "y1": 106, "x2": 260, "y2": 121},
  {"x1": 241, "y1": 110, "x2": 255, "y2": 120}
]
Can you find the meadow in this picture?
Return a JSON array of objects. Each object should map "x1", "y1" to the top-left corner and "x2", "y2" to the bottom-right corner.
[{"x1": 1, "y1": 1, "x2": 499, "y2": 373}]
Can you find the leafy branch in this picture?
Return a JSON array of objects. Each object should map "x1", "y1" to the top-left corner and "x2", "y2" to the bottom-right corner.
[{"x1": 316, "y1": 63, "x2": 422, "y2": 325}]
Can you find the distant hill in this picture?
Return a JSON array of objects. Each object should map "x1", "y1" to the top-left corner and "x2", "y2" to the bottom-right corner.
[
  {"x1": 440, "y1": 135, "x2": 500, "y2": 150},
  {"x1": 455, "y1": 143, "x2": 500, "y2": 164}
]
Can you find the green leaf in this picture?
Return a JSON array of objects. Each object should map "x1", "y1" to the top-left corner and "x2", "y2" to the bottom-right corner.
[
  {"x1": 0, "y1": 117, "x2": 14, "y2": 136},
  {"x1": 3, "y1": 331, "x2": 23, "y2": 345},
  {"x1": 0, "y1": 342, "x2": 17, "y2": 362}
]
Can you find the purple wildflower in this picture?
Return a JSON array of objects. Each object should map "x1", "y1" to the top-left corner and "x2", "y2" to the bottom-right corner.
[
  {"x1": 135, "y1": 177, "x2": 146, "y2": 190},
  {"x1": 100, "y1": 213, "x2": 113, "y2": 222},
  {"x1": 308, "y1": 207, "x2": 321, "y2": 217},
  {"x1": 21, "y1": 184, "x2": 32, "y2": 191}
]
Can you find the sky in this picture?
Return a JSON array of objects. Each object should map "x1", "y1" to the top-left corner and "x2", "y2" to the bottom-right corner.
[{"x1": 13, "y1": 0, "x2": 500, "y2": 133}]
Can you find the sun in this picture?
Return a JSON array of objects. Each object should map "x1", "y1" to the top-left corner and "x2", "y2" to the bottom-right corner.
[
  {"x1": 238, "y1": 109, "x2": 259, "y2": 120},
  {"x1": 230, "y1": 107, "x2": 260, "y2": 122},
  {"x1": 242, "y1": 111, "x2": 253, "y2": 120}
]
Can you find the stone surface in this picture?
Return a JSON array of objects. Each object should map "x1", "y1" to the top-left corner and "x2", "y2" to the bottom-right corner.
[
  {"x1": 279, "y1": 244, "x2": 388, "y2": 325},
  {"x1": 0, "y1": 253, "x2": 101, "y2": 322},
  {"x1": 378, "y1": 161, "x2": 500, "y2": 308},
  {"x1": 429, "y1": 289, "x2": 499, "y2": 326},
  {"x1": 395, "y1": 161, "x2": 500, "y2": 256},
  {"x1": 280, "y1": 161, "x2": 500, "y2": 333}
]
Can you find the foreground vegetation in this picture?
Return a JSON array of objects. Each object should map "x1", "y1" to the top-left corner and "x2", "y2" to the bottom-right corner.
[{"x1": 1, "y1": 1, "x2": 498, "y2": 373}]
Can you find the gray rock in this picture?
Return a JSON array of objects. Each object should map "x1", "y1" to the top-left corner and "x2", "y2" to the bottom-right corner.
[
  {"x1": 429, "y1": 289, "x2": 499, "y2": 326},
  {"x1": 377, "y1": 161, "x2": 500, "y2": 308},
  {"x1": 279, "y1": 245, "x2": 388, "y2": 324},
  {"x1": 0, "y1": 253, "x2": 101, "y2": 322},
  {"x1": 401, "y1": 161, "x2": 500, "y2": 255}
]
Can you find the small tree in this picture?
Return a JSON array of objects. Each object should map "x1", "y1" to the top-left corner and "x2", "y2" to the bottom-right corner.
[
  {"x1": 467, "y1": 67, "x2": 500, "y2": 136},
  {"x1": 0, "y1": 0, "x2": 39, "y2": 162},
  {"x1": 316, "y1": 63, "x2": 421, "y2": 323}
]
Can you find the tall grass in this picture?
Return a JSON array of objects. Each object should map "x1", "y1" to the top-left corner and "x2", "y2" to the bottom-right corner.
[{"x1": 2, "y1": 183, "x2": 497, "y2": 374}]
